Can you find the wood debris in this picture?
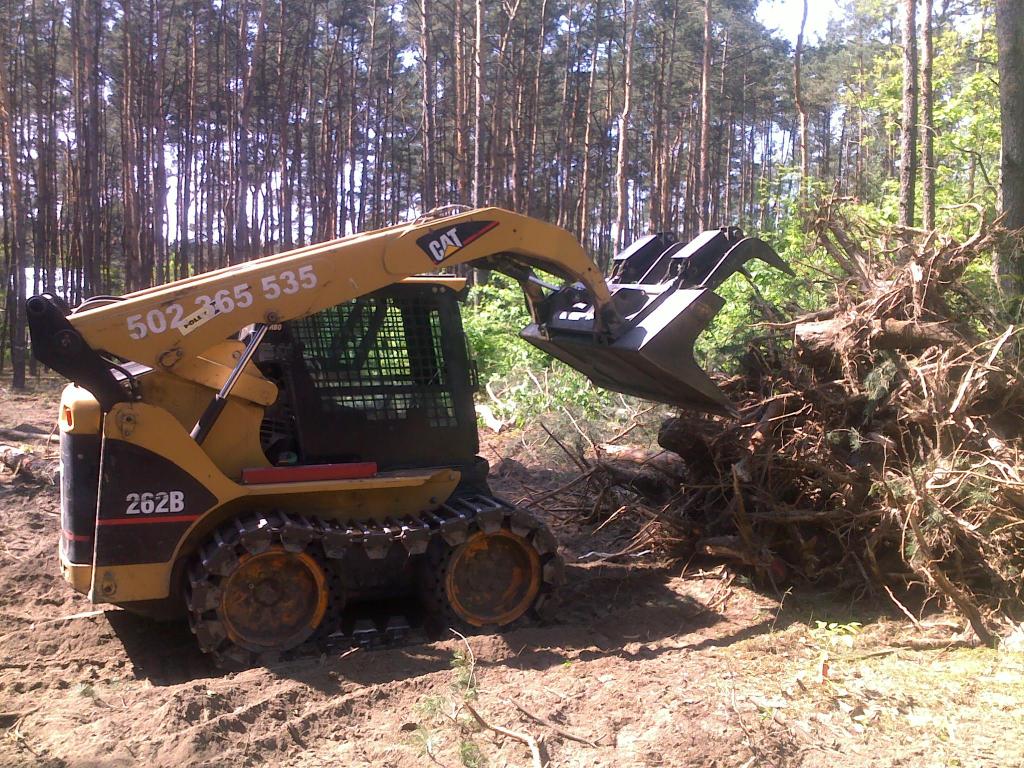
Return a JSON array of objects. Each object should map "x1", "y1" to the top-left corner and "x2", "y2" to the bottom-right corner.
[{"x1": 561, "y1": 204, "x2": 1024, "y2": 643}]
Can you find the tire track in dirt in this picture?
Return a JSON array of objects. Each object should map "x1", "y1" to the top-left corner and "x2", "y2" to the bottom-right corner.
[{"x1": 0, "y1": 468, "x2": 783, "y2": 767}]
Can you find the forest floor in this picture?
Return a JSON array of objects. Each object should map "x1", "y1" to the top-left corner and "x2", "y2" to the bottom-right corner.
[{"x1": 0, "y1": 378, "x2": 1021, "y2": 768}]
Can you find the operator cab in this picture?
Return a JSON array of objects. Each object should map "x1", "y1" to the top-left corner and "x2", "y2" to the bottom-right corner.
[{"x1": 255, "y1": 280, "x2": 484, "y2": 484}]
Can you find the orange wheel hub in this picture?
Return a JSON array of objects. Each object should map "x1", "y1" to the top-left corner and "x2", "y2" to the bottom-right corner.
[
  {"x1": 444, "y1": 529, "x2": 542, "y2": 627},
  {"x1": 219, "y1": 546, "x2": 328, "y2": 652}
]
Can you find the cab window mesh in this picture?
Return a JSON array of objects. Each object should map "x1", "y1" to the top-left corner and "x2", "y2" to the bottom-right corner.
[{"x1": 291, "y1": 295, "x2": 457, "y2": 428}]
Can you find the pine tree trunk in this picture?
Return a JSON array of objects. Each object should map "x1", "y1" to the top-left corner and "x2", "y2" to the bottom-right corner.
[
  {"x1": 0, "y1": 33, "x2": 27, "y2": 388},
  {"x1": 454, "y1": 0, "x2": 469, "y2": 203},
  {"x1": 235, "y1": 0, "x2": 267, "y2": 262},
  {"x1": 995, "y1": 0, "x2": 1024, "y2": 297},
  {"x1": 119, "y1": 0, "x2": 142, "y2": 291},
  {"x1": 697, "y1": 0, "x2": 712, "y2": 230},
  {"x1": 615, "y1": 0, "x2": 638, "y2": 250},
  {"x1": 472, "y1": 0, "x2": 484, "y2": 206},
  {"x1": 920, "y1": 0, "x2": 935, "y2": 230},
  {"x1": 793, "y1": 0, "x2": 809, "y2": 209},
  {"x1": 420, "y1": 0, "x2": 437, "y2": 210},
  {"x1": 526, "y1": 0, "x2": 548, "y2": 214},
  {"x1": 899, "y1": 0, "x2": 918, "y2": 232},
  {"x1": 857, "y1": 46, "x2": 865, "y2": 198}
]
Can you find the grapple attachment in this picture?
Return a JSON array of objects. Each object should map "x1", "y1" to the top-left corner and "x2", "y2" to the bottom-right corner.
[{"x1": 520, "y1": 227, "x2": 791, "y2": 416}]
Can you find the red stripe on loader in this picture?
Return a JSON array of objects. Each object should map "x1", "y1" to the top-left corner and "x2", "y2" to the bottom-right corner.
[
  {"x1": 97, "y1": 514, "x2": 201, "y2": 526},
  {"x1": 461, "y1": 220, "x2": 499, "y2": 246},
  {"x1": 241, "y1": 462, "x2": 378, "y2": 484}
]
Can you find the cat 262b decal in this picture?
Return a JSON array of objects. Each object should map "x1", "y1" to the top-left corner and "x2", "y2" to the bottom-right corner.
[{"x1": 416, "y1": 220, "x2": 499, "y2": 264}]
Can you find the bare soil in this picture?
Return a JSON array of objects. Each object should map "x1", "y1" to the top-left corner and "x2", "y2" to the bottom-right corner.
[{"x1": 0, "y1": 377, "x2": 1021, "y2": 768}]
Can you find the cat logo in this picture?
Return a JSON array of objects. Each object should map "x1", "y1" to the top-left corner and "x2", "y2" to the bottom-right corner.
[{"x1": 416, "y1": 220, "x2": 499, "y2": 264}]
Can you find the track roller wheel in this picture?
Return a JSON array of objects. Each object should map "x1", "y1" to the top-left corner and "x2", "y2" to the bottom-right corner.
[
  {"x1": 219, "y1": 547, "x2": 328, "y2": 653},
  {"x1": 186, "y1": 515, "x2": 332, "y2": 666},
  {"x1": 421, "y1": 504, "x2": 563, "y2": 633}
]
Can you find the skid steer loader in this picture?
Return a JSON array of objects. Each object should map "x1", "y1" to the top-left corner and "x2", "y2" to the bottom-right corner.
[{"x1": 27, "y1": 207, "x2": 788, "y2": 665}]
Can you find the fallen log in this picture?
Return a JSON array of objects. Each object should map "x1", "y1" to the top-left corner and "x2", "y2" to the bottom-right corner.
[
  {"x1": 594, "y1": 460, "x2": 681, "y2": 504},
  {"x1": 0, "y1": 429, "x2": 57, "y2": 444},
  {"x1": 596, "y1": 443, "x2": 686, "y2": 477},
  {"x1": 656, "y1": 416, "x2": 720, "y2": 468},
  {"x1": 0, "y1": 445, "x2": 59, "y2": 484},
  {"x1": 795, "y1": 316, "x2": 963, "y2": 358}
]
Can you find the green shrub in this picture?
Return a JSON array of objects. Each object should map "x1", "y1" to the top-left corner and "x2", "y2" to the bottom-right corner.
[{"x1": 462, "y1": 273, "x2": 625, "y2": 423}]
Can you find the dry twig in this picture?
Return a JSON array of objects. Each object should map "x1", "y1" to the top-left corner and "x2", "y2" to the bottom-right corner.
[{"x1": 463, "y1": 700, "x2": 544, "y2": 768}]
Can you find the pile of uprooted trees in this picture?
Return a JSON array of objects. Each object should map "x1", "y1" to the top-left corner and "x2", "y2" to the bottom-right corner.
[{"x1": 590, "y1": 203, "x2": 1024, "y2": 645}]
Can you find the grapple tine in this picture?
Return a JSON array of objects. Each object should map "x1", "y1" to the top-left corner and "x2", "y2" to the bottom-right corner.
[
  {"x1": 698, "y1": 237, "x2": 794, "y2": 292},
  {"x1": 520, "y1": 227, "x2": 789, "y2": 415}
]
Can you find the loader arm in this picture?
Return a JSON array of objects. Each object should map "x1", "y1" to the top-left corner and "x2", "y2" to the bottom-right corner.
[
  {"x1": 28, "y1": 208, "x2": 610, "y2": 394},
  {"x1": 29, "y1": 207, "x2": 789, "y2": 415}
]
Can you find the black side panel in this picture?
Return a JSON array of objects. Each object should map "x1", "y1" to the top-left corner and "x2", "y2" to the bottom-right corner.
[
  {"x1": 59, "y1": 432, "x2": 101, "y2": 564},
  {"x1": 94, "y1": 440, "x2": 218, "y2": 567}
]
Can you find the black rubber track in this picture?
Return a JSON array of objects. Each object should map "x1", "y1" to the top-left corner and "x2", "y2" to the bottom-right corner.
[{"x1": 185, "y1": 496, "x2": 564, "y2": 668}]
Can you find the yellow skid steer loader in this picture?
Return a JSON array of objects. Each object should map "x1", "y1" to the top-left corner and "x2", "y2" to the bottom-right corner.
[{"x1": 27, "y1": 208, "x2": 787, "y2": 665}]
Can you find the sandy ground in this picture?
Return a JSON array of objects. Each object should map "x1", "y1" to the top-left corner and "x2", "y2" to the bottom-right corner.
[{"x1": 0, "y1": 378, "x2": 1022, "y2": 768}]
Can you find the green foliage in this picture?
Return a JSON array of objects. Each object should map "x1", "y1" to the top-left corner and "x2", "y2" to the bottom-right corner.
[
  {"x1": 810, "y1": 620, "x2": 863, "y2": 650},
  {"x1": 462, "y1": 273, "x2": 548, "y2": 381},
  {"x1": 462, "y1": 272, "x2": 626, "y2": 422},
  {"x1": 697, "y1": 204, "x2": 830, "y2": 373},
  {"x1": 450, "y1": 647, "x2": 477, "y2": 699},
  {"x1": 834, "y1": 2, "x2": 1000, "y2": 227},
  {"x1": 459, "y1": 740, "x2": 487, "y2": 768},
  {"x1": 931, "y1": 18, "x2": 1001, "y2": 221},
  {"x1": 863, "y1": 356, "x2": 899, "y2": 421},
  {"x1": 409, "y1": 649, "x2": 487, "y2": 766},
  {"x1": 409, "y1": 723, "x2": 444, "y2": 763},
  {"x1": 827, "y1": 428, "x2": 863, "y2": 452}
]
